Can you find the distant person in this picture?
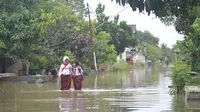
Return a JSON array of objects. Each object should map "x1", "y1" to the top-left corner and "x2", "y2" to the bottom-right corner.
[
  {"x1": 58, "y1": 56, "x2": 72, "y2": 90},
  {"x1": 130, "y1": 58, "x2": 134, "y2": 66},
  {"x1": 166, "y1": 61, "x2": 169, "y2": 67},
  {"x1": 147, "y1": 60, "x2": 152, "y2": 68},
  {"x1": 72, "y1": 60, "x2": 84, "y2": 90}
]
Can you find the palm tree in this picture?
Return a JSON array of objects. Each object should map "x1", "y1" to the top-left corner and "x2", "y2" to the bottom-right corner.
[{"x1": 161, "y1": 43, "x2": 167, "y2": 50}]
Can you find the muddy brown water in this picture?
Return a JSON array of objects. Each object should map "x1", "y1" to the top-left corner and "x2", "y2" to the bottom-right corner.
[{"x1": 0, "y1": 67, "x2": 199, "y2": 112}]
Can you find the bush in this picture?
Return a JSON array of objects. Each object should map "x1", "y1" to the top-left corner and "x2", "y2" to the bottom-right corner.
[
  {"x1": 171, "y1": 61, "x2": 192, "y2": 93},
  {"x1": 109, "y1": 61, "x2": 129, "y2": 72},
  {"x1": 83, "y1": 68, "x2": 90, "y2": 76}
]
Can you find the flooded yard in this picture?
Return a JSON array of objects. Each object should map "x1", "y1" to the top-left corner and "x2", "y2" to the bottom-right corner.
[{"x1": 0, "y1": 67, "x2": 199, "y2": 112}]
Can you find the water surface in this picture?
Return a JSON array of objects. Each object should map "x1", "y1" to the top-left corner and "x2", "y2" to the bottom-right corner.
[{"x1": 0, "y1": 67, "x2": 198, "y2": 112}]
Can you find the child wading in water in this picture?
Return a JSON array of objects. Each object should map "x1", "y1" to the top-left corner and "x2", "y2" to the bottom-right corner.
[
  {"x1": 72, "y1": 61, "x2": 84, "y2": 90},
  {"x1": 58, "y1": 56, "x2": 72, "y2": 90}
]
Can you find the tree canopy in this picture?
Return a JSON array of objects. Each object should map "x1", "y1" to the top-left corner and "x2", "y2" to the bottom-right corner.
[
  {"x1": 0, "y1": 0, "x2": 179, "y2": 74},
  {"x1": 0, "y1": 0, "x2": 88, "y2": 70},
  {"x1": 114, "y1": 0, "x2": 200, "y2": 72},
  {"x1": 95, "y1": 3, "x2": 138, "y2": 54}
]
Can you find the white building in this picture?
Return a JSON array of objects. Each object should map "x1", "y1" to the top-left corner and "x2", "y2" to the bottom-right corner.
[
  {"x1": 132, "y1": 52, "x2": 146, "y2": 65},
  {"x1": 117, "y1": 47, "x2": 146, "y2": 65},
  {"x1": 117, "y1": 47, "x2": 136, "y2": 62}
]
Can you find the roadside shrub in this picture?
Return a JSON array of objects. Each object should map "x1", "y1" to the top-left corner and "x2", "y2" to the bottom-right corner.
[
  {"x1": 110, "y1": 61, "x2": 129, "y2": 72},
  {"x1": 83, "y1": 68, "x2": 90, "y2": 76},
  {"x1": 171, "y1": 61, "x2": 192, "y2": 93}
]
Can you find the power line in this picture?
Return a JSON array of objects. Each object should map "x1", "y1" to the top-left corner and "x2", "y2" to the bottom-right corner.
[
  {"x1": 95, "y1": 6, "x2": 130, "y2": 30},
  {"x1": 49, "y1": 5, "x2": 130, "y2": 47},
  {"x1": 88, "y1": 5, "x2": 97, "y2": 17},
  {"x1": 87, "y1": 3, "x2": 98, "y2": 72},
  {"x1": 87, "y1": 3, "x2": 130, "y2": 30},
  {"x1": 49, "y1": 31, "x2": 79, "y2": 47}
]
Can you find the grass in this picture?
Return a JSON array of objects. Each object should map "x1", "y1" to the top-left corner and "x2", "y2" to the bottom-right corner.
[{"x1": 107, "y1": 61, "x2": 130, "y2": 72}]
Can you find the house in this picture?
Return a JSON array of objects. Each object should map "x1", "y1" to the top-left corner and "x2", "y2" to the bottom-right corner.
[
  {"x1": 117, "y1": 47, "x2": 146, "y2": 65},
  {"x1": 116, "y1": 24, "x2": 146, "y2": 65},
  {"x1": 132, "y1": 51, "x2": 146, "y2": 65},
  {"x1": 117, "y1": 47, "x2": 136, "y2": 62},
  {"x1": 129, "y1": 24, "x2": 137, "y2": 34},
  {"x1": 0, "y1": 59, "x2": 28, "y2": 76}
]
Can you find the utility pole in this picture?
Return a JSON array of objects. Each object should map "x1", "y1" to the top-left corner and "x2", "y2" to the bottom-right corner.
[{"x1": 87, "y1": 3, "x2": 98, "y2": 72}]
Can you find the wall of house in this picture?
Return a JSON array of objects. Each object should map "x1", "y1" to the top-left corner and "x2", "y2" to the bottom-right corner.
[
  {"x1": 117, "y1": 51, "x2": 126, "y2": 61},
  {"x1": 6, "y1": 59, "x2": 29, "y2": 76},
  {"x1": 117, "y1": 47, "x2": 137, "y2": 63},
  {"x1": 132, "y1": 52, "x2": 146, "y2": 65},
  {"x1": 126, "y1": 52, "x2": 132, "y2": 59}
]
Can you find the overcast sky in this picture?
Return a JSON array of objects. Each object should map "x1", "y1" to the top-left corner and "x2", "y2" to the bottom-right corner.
[{"x1": 84, "y1": 0, "x2": 184, "y2": 48}]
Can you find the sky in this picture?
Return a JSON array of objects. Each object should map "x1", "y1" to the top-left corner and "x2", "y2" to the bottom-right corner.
[{"x1": 84, "y1": 0, "x2": 184, "y2": 48}]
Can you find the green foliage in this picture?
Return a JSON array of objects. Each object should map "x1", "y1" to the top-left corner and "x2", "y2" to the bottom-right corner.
[
  {"x1": 29, "y1": 55, "x2": 48, "y2": 69},
  {"x1": 2, "y1": 0, "x2": 188, "y2": 74},
  {"x1": 114, "y1": 0, "x2": 199, "y2": 33},
  {"x1": 110, "y1": 61, "x2": 129, "y2": 72},
  {"x1": 95, "y1": 3, "x2": 138, "y2": 54},
  {"x1": 0, "y1": 0, "x2": 87, "y2": 72},
  {"x1": 137, "y1": 30, "x2": 164, "y2": 63},
  {"x1": 0, "y1": 2, "x2": 39, "y2": 59},
  {"x1": 172, "y1": 34, "x2": 200, "y2": 72},
  {"x1": 190, "y1": 17, "x2": 200, "y2": 72},
  {"x1": 146, "y1": 44, "x2": 163, "y2": 62},
  {"x1": 137, "y1": 30, "x2": 159, "y2": 46},
  {"x1": 114, "y1": 0, "x2": 200, "y2": 73},
  {"x1": 161, "y1": 43, "x2": 175, "y2": 64},
  {"x1": 65, "y1": 50, "x2": 75, "y2": 63},
  {"x1": 139, "y1": 43, "x2": 163, "y2": 63},
  {"x1": 170, "y1": 61, "x2": 193, "y2": 93},
  {"x1": 95, "y1": 31, "x2": 117, "y2": 66},
  {"x1": 172, "y1": 40, "x2": 192, "y2": 64},
  {"x1": 193, "y1": 18, "x2": 200, "y2": 34},
  {"x1": 0, "y1": 40, "x2": 5, "y2": 48}
]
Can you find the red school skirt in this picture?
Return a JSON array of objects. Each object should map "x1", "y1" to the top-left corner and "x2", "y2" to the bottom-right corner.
[
  {"x1": 72, "y1": 75, "x2": 84, "y2": 90},
  {"x1": 60, "y1": 75, "x2": 71, "y2": 90}
]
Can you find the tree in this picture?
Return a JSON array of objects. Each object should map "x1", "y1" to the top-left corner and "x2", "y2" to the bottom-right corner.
[
  {"x1": 137, "y1": 30, "x2": 159, "y2": 46},
  {"x1": 136, "y1": 30, "x2": 163, "y2": 63},
  {"x1": 161, "y1": 43, "x2": 175, "y2": 64},
  {"x1": 190, "y1": 17, "x2": 200, "y2": 72},
  {"x1": 140, "y1": 43, "x2": 163, "y2": 62},
  {"x1": 0, "y1": 0, "x2": 88, "y2": 73},
  {"x1": 114, "y1": 0, "x2": 200, "y2": 72},
  {"x1": 94, "y1": 31, "x2": 117, "y2": 66},
  {"x1": 172, "y1": 40, "x2": 193, "y2": 64},
  {"x1": 95, "y1": 3, "x2": 138, "y2": 54},
  {"x1": 70, "y1": 34, "x2": 93, "y2": 63},
  {"x1": 0, "y1": 0, "x2": 44, "y2": 60},
  {"x1": 161, "y1": 43, "x2": 167, "y2": 50}
]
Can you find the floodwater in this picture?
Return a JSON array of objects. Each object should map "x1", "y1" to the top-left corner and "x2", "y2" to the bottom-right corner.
[{"x1": 0, "y1": 66, "x2": 199, "y2": 112}]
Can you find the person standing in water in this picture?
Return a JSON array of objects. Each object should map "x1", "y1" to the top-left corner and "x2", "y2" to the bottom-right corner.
[
  {"x1": 58, "y1": 56, "x2": 72, "y2": 90},
  {"x1": 72, "y1": 60, "x2": 84, "y2": 90}
]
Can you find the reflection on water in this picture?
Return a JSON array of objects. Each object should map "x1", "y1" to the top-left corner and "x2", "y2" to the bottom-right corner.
[
  {"x1": 0, "y1": 66, "x2": 199, "y2": 112},
  {"x1": 59, "y1": 91, "x2": 84, "y2": 112}
]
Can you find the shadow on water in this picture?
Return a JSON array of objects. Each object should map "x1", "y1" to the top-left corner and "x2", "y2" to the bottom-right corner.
[{"x1": 0, "y1": 66, "x2": 200, "y2": 112}]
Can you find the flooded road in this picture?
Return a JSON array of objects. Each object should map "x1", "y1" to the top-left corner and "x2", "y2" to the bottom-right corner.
[{"x1": 0, "y1": 67, "x2": 198, "y2": 112}]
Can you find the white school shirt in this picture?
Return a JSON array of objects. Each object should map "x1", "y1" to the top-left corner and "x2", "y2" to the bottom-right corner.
[
  {"x1": 58, "y1": 64, "x2": 72, "y2": 76},
  {"x1": 72, "y1": 66, "x2": 83, "y2": 76}
]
